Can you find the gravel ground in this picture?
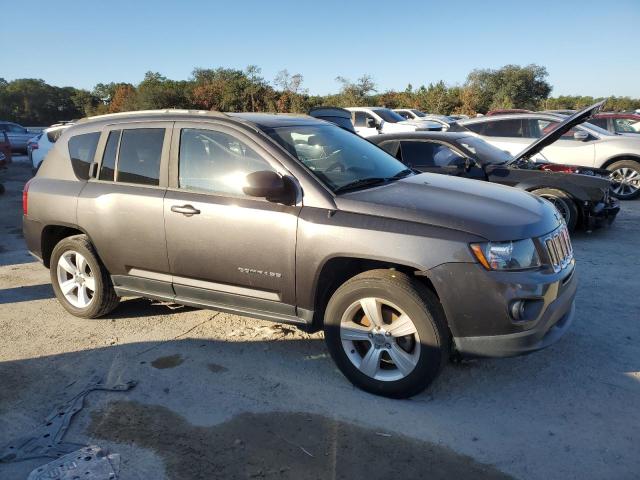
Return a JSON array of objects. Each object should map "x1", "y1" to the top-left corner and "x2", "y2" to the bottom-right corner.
[{"x1": 1, "y1": 158, "x2": 639, "y2": 479}]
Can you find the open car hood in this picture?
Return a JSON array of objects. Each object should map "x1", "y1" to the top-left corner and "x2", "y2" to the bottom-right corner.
[
  {"x1": 511, "y1": 100, "x2": 605, "y2": 163},
  {"x1": 308, "y1": 107, "x2": 356, "y2": 133}
]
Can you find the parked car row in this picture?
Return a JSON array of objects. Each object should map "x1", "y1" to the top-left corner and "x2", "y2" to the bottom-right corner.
[
  {"x1": 25, "y1": 108, "x2": 579, "y2": 398},
  {"x1": 314, "y1": 103, "x2": 640, "y2": 202},
  {"x1": 27, "y1": 122, "x2": 73, "y2": 173}
]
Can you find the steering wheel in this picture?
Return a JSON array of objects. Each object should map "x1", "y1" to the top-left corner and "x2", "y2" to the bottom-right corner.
[{"x1": 326, "y1": 161, "x2": 346, "y2": 173}]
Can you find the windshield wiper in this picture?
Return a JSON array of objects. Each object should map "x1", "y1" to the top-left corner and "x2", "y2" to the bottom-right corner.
[
  {"x1": 334, "y1": 170, "x2": 414, "y2": 194},
  {"x1": 334, "y1": 177, "x2": 389, "y2": 194},
  {"x1": 391, "y1": 168, "x2": 414, "y2": 179}
]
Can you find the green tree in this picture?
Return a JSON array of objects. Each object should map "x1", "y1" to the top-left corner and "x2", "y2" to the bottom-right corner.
[{"x1": 466, "y1": 64, "x2": 551, "y2": 112}]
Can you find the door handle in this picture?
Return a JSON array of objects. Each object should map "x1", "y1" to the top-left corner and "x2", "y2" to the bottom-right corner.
[{"x1": 171, "y1": 204, "x2": 201, "y2": 215}]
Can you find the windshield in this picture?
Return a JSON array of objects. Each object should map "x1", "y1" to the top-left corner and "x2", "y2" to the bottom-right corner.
[
  {"x1": 411, "y1": 110, "x2": 426, "y2": 117},
  {"x1": 455, "y1": 136, "x2": 513, "y2": 164},
  {"x1": 372, "y1": 109, "x2": 406, "y2": 123},
  {"x1": 265, "y1": 124, "x2": 412, "y2": 192}
]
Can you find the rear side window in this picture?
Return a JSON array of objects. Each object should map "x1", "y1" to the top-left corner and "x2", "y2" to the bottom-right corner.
[
  {"x1": 116, "y1": 129, "x2": 165, "y2": 186},
  {"x1": 99, "y1": 130, "x2": 121, "y2": 181},
  {"x1": 68, "y1": 132, "x2": 100, "y2": 180},
  {"x1": 588, "y1": 118, "x2": 608, "y2": 130}
]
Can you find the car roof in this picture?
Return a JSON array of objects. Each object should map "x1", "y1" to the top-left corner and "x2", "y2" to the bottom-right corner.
[
  {"x1": 594, "y1": 112, "x2": 640, "y2": 119},
  {"x1": 458, "y1": 112, "x2": 564, "y2": 124},
  {"x1": 369, "y1": 131, "x2": 471, "y2": 143},
  {"x1": 73, "y1": 109, "x2": 326, "y2": 129}
]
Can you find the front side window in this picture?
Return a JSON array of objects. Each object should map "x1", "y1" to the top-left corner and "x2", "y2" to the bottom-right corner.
[
  {"x1": 397, "y1": 111, "x2": 412, "y2": 120},
  {"x1": 481, "y1": 119, "x2": 529, "y2": 138},
  {"x1": 614, "y1": 118, "x2": 638, "y2": 133},
  {"x1": 68, "y1": 132, "x2": 100, "y2": 180},
  {"x1": 353, "y1": 112, "x2": 373, "y2": 127},
  {"x1": 179, "y1": 128, "x2": 274, "y2": 196},
  {"x1": 266, "y1": 124, "x2": 411, "y2": 192},
  {"x1": 116, "y1": 128, "x2": 164, "y2": 186},
  {"x1": 7, "y1": 124, "x2": 27, "y2": 133},
  {"x1": 400, "y1": 141, "x2": 466, "y2": 168},
  {"x1": 99, "y1": 130, "x2": 120, "y2": 181},
  {"x1": 372, "y1": 109, "x2": 405, "y2": 123}
]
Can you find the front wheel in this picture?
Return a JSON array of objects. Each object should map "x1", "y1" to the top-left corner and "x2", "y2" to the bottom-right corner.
[
  {"x1": 607, "y1": 160, "x2": 640, "y2": 200},
  {"x1": 50, "y1": 235, "x2": 120, "y2": 318},
  {"x1": 323, "y1": 269, "x2": 449, "y2": 398},
  {"x1": 532, "y1": 188, "x2": 578, "y2": 232}
]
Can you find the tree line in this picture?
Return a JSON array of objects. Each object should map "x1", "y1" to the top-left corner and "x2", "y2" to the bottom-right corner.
[{"x1": 1, "y1": 64, "x2": 639, "y2": 126}]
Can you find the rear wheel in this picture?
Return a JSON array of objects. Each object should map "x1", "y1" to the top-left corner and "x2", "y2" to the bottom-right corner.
[
  {"x1": 607, "y1": 160, "x2": 640, "y2": 200},
  {"x1": 50, "y1": 235, "x2": 120, "y2": 318},
  {"x1": 323, "y1": 269, "x2": 449, "y2": 398},
  {"x1": 532, "y1": 188, "x2": 578, "y2": 232}
]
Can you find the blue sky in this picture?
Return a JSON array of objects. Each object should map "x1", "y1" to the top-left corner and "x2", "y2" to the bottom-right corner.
[{"x1": 2, "y1": 0, "x2": 639, "y2": 97}]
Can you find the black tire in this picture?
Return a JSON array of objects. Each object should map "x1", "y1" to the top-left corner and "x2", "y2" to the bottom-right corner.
[
  {"x1": 606, "y1": 159, "x2": 640, "y2": 200},
  {"x1": 532, "y1": 188, "x2": 579, "y2": 232},
  {"x1": 323, "y1": 269, "x2": 450, "y2": 398},
  {"x1": 50, "y1": 234, "x2": 120, "y2": 318}
]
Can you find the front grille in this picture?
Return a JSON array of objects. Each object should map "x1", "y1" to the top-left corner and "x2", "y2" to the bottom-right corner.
[{"x1": 543, "y1": 225, "x2": 573, "y2": 273}]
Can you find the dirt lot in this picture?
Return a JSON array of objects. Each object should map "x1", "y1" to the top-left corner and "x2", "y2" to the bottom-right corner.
[{"x1": 1, "y1": 158, "x2": 639, "y2": 479}]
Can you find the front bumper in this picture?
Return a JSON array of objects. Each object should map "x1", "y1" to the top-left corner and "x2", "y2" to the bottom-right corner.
[
  {"x1": 585, "y1": 198, "x2": 619, "y2": 228},
  {"x1": 428, "y1": 261, "x2": 577, "y2": 358}
]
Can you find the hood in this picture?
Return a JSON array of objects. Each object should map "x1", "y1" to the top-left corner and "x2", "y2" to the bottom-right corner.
[
  {"x1": 308, "y1": 107, "x2": 356, "y2": 133},
  {"x1": 512, "y1": 100, "x2": 606, "y2": 163},
  {"x1": 335, "y1": 173, "x2": 561, "y2": 241}
]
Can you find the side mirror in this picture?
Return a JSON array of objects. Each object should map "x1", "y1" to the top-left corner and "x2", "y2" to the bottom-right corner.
[
  {"x1": 243, "y1": 170, "x2": 287, "y2": 200},
  {"x1": 573, "y1": 130, "x2": 589, "y2": 141}
]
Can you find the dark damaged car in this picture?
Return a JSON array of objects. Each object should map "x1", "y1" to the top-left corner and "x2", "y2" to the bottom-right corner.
[{"x1": 370, "y1": 102, "x2": 619, "y2": 232}]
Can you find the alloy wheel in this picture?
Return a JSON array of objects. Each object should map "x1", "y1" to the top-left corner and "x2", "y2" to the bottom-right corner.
[
  {"x1": 340, "y1": 297, "x2": 421, "y2": 382},
  {"x1": 56, "y1": 250, "x2": 95, "y2": 308},
  {"x1": 610, "y1": 167, "x2": 640, "y2": 197},
  {"x1": 539, "y1": 194, "x2": 571, "y2": 223}
]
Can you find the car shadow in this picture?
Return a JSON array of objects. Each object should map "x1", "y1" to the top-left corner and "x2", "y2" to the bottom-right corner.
[{"x1": 0, "y1": 283, "x2": 53, "y2": 304}]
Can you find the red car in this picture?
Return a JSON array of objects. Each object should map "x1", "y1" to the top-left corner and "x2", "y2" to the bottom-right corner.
[
  {"x1": 486, "y1": 108, "x2": 532, "y2": 116},
  {"x1": 0, "y1": 131, "x2": 12, "y2": 165},
  {"x1": 589, "y1": 113, "x2": 640, "y2": 135}
]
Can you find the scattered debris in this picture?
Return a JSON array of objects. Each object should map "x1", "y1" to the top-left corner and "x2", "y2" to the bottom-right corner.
[
  {"x1": 150, "y1": 300, "x2": 184, "y2": 310},
  {"x1": 27, "y1": 445, "x2": 120, "y2": 480},
  {"x1": 0, "y1": 377, "x2": 136, "y2": 463}
]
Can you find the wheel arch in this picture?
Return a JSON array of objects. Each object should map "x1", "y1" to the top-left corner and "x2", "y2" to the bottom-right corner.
[
  {"x1": 310, "y1": 256, "x2": 441, "y2": 331},
  {"x1": 599, "y1": 154, "x2": 640, "y2": 169},
  {"x1": 41, "y1": 223, "x2": 97, "y2": 268}
]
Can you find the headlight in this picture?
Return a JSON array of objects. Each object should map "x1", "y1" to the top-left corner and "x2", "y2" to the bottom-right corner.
[{"x1": 470, "y1": 239, "x2": 541, "y2": 271}]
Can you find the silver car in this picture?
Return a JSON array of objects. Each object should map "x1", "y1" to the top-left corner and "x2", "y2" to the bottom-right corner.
[
  {"x1": 455, "y1": 110, "x2": 640, "y2": 199},
  {"x1": 0, "y1": 121, "x2": 36, "y2": 153}
]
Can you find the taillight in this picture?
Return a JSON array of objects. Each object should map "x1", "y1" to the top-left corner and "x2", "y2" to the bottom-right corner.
[{"x1": 23, "y1": 178, "x2": 34, "y2": 216}]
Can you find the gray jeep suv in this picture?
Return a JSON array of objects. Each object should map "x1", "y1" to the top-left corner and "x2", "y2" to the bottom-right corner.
[{"x1": 23, "y1": 110, "x2": 577, "y2": 398}]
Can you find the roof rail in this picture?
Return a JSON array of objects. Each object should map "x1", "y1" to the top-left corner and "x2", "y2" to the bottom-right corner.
[{"x1": 77, "y1": 109, "x2": 229, "y2": 124}]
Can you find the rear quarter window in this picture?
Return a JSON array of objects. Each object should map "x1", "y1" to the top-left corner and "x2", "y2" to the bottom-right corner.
[
  {"x1": 47, "y1": 128, "x2": 66, "y2": 143},
  {"x1": 68, "y1": 132, "x2": 100, "y2": 180}
]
